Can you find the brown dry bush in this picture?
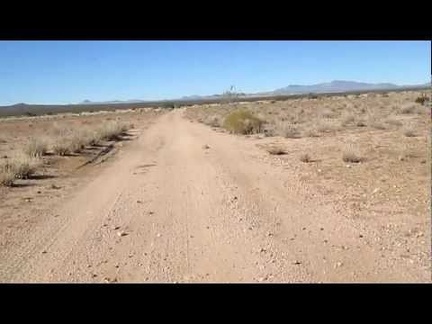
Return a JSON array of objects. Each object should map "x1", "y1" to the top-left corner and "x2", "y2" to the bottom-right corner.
[
  {"x1": 340, "y1": 113, "x2": 355, "y2": 126},
  {"x1": 24, "y1": 138, "x2": 48, "y2": 157},
  {"x1": 342, "y1": 146, "x2": 365, "y2": 163},
  {"x1": 300, "y1": 153, "x2": 312, "y2": 163},
  {"x1": 402, "y1": 124, "x2": 417, "y2": 137},
  {"x1": 267, "y1": 147, "x2": 287, "y2": 155},
  {"x1": 52, "y1": 138, "x2": 71, "y2": 156},
  {"x1": 385, "y1": 117, "x2": 403, "y2": 127},
  {"x1": 97, "y1": 121, "x2": 128, "y2": 141},
  {"x1": 0, "y1": 161, "x2": 15, "y2": 187},
  {"x1": 399, "y1": 104, "x2": 418, "y2": 114},
  {"x1": 275, "y1": 122, "x2": 301, "y2": 138},
  {"x1": 2, "y1": 154, "x2": 41, "y2": 180},
  {"x1": 317, "y1": 119, "x2": 339, "y2": 133}
]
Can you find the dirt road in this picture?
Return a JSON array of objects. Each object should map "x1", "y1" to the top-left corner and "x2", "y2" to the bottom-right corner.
[{"x1": 1, "y1": 109, "x2": 430, "y2": 282}]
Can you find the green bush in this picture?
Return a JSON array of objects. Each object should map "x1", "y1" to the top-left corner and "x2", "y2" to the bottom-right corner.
[{"x1": 223, "y1": 110, "x2": 264, "y2": 135}]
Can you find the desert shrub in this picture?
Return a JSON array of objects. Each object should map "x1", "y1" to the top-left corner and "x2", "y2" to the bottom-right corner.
[
  {"x1": 303, "y1": 125, "x2": 320, "y2": 138},
  {"x1": 24, "y1": 138, "x2": 48, "y2": 157},
  {"x1": 52, "y1": 123, "x2": 72, "y2": 137},
  {"x1": 402, "y1": 123, "x2": 416, "y2": 137},
  {"x1": 355, "y1": 119, "x2": 367, "y2": 127},
  {"x1": 385, "y1": 117, "x2": 403, "y2": 127},
  {"x1": 342, "y1": 147, "x2": 364, "y2": 163},
  {"x1": 52, "y1": 138, "x2": 71, "y2": 156},
  {"x1": 369, "y1": 120, "x2": 387, "y2": 130},
  {"x1": 340, "y1": 113, "x2": 355, "y2": 126},
  {"x1": 300, "y1": 153, "x2": 312, "y2": 163},
  {"x1": 3, "y1": 154, "x2": 40, "y2": 179},
  {"x1": 0, "y1": 160, "x2": 15, "y2": 186},
  {"x1": 275, "y1": 122, "x2": 301, "y2": 138},
  {"x1": 0, "y1": 169, "x2": 15, "y2": 186},
  {"x1": 320, "y1": 109, "x2": 336, "y2": 119},
  {"x1": 399, "y1": 104, "x2": 417, "y2": 114},
  {"x1": 223, "y1": 110, "x2": 264, "y2": 135},
  {"x1": 415, "y1": 96, "x2": 428, "y2": 105},
  {"x1": 162, "y1": 102, "x2": 175, "y2": 109},
  {"x1": 318, "y1": 119, "x2": 339, "y2": 132},
  {"x1": 69, "y1": 133, "x2": 88, "y2": 153},
  {"x1": 97, "y1": 122, "x2": 127, "y2": 141},
  {"x1": 204, "y1": 115, "x2": 221, "y2": 127},
  {"x1": 267, "y1": 147, "x2": 287, "y2": 155}
]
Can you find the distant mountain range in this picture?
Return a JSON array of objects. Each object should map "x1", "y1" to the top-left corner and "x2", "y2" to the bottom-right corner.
[
  {"x1": 181, "y1": 80, "x2": 429, "y2": 100},
  {"x1": 271, "y1": 80, "x2": 411, "y2": 95},
  {"x1": 4, "y1": 80, "x2": 430, "y2": 107},
  {"x1": 70, "y1": 80, "x2": 431, "y2": 104}
]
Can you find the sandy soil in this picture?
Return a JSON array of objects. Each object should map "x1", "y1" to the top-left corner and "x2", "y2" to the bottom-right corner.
[{"x1": 0, "y1": 108, "x2": 429, "y2": 283}]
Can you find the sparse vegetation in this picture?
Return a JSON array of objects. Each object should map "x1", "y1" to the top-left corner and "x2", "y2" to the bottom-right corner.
[
  {"x1": 385, "y1": 117, "x2": 403, "y2": 127},
  {"x1": 415, "y1": 95, "x2": 428, "y2": 105},
  {"x1": 267, "y1": 147, "x2": 287, "y2": 155},
  {"x1": 52, "y1": 139, "x2": 72, "y2": 156},
  {"x1": 402, "y1": 124, "x2": 416, "y2": 137},
  {"x1": 300, "y1": 153, "x2": 312, "y2": 163},
  {"x1": 342, "y1": 147, "x2": 364, "y2": 163},
  {"x1": 204, "y1": 115, "x2": 221, "y2": 127},
  {"x1": 24, "y1": 138, "x2": 48, "y2": 157},
  {"x1": 399, "y1": 104, "x2": 417, "y2": 114},
  {"x1": 98, "y1": 121, "x2": 128, "y2": 141},
  {"x1": 355, "y1": 119, "x2": 367, "y2": 127},
  {"x1": 317, "y1": 119, "x2": 339, "y2": 133},
  {"x1": 0, "y1": 168, "x2": 15, "y2": 186},
  {"x1": 303, "y1": 125, "x2": 320, "y2": 137},
  {"x1": 0, "y1": 109, "x2": 159, "y2": 190},
  {"x1": 320, "y1": 109, "x2": 336, "y2": 119},
  {"x1": 340, "y1": 113, "x2": 355, "y2": 126},
  {"x1": 1, "y1": 154, "x2": 41, "y2": 180},
  {"x1": 223, "y1": 110, "x2": 263, "y2": 135},
  {"x1": 275, "y1": 122, "x2": 301, "y2": 138},
  {"x1": 368, "y1": 119, "x2": 387, "y2": 130}
]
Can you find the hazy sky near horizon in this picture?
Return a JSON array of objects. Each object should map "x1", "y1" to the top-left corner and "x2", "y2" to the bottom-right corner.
[{"x1": 0, "y1": 41, "x2": 430, "y2": 105}]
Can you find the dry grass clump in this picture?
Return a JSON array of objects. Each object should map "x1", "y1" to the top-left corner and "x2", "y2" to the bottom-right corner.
[
  {"x1": 275, "y1": 122, "x2": 301, "y2": 138},
  {"x1": 366, "y1": 114, "x2": 387, "y2": 130},
  {"x1": 267, "y1": 147, "x2": 287, "y2": 155},
  {"x1": 399, "y1": 104, "x2": 418, "y2": 114},
  {"x1": 340, "y1": 113, "x2": 355, "y2": 126},
  {"x1": 24, "y1": 138, "x2": 48, "y2": 157},
  {"x1": 204, "y1": 115, "x2": 222, "y2": 127},
  {"x1": 97, "y1": 121, "x2": 128, "y2": 141},
  {"x1": 0, "y1": 154, "x2": 41, "y2": 182},
  {"x1": 415, "y1": 95, "x2": 428, "y2": 105},
  {"x1": 402, "y1": 123, "x2": 417, "y2": 137},
  {"x1": 303, "y1": 124, "x2": 320, "y2": 137},
  {"x1": 317, "y1": 119, "x2": 340, "y2": 133},
  {"x1": 0, "y1": 168, "x2": 15, "y2": 186},
  {"x1": 52, "y1": 123, "x2": 72, "y2": 137},
  {"x1": 83, "y1": 129, "x2": 102, "y2": 146},
  {"x1": 385, "y1": 116, "x2": 403, "y2": 127},
  {"x1": 52, "y1": 138, "x2": 72, "y2": 156},
  {"x1": 300, "y1": 153, "x2": 312, "y2": 163},
  {"x1": 69, "y1": 133, "x2": 88, "y2": 153},
  {"x1": 223, "y1": 110, "x2": 264, "y2": 135},
  {"x1": 320, "y1": 109, "x2": 337, "y2": 119},
  {"x1": 342, "y1": 146, "x2": 365, "y2": 163},
  {"x1": 355, "y1": 119, "x2": 367, "y2": 128}
]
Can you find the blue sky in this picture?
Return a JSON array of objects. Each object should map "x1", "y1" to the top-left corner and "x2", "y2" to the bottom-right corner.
[{"x1": 0, "y1": 41, "x2": 430, "y2": 105}]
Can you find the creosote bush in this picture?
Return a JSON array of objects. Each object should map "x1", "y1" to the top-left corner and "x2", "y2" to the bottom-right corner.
[{"x1": 223, "y1": 110, "x2": 264, "y2": 135}]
